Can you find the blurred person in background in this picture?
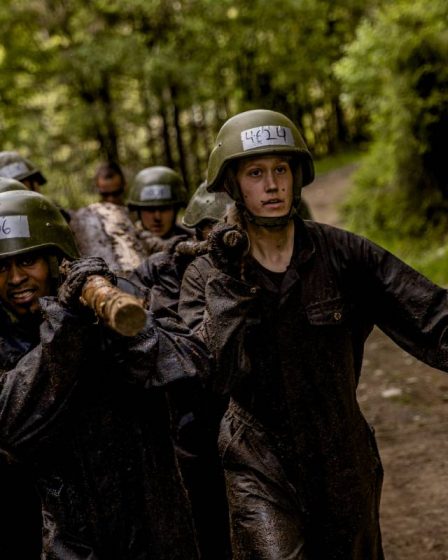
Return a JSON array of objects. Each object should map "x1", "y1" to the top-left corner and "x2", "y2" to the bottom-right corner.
[
  {"x1": 94, "y1": 161, "x2": 126, "y2": 206},
  {"x1": 0, "y1": 151, "x2": 47, "y2": 193}
]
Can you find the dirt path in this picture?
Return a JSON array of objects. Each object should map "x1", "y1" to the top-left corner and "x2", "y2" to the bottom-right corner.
[{"x1": 303, "y1": 165, "x2": 448, "y2": 560}]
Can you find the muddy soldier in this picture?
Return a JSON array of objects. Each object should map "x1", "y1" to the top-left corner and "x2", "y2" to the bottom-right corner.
[
  {"x1": 0, "y1": 190, "x2": 205, "y2": 559},
  {"x1": 0, "y1": 179, "x2": 42, "y2": 558},
  {"x1": 179, "y1": 109, "x2": 448, "y2": 560},
  {"x1": 128, "y1": 166, "x2": 193, "y2": 249},
  {"x1": 130, "y1": 182, "x2": 233, "y2": 559},
  {"x1": 130, "y1": 180, "x2": 232, "y2": 310}
]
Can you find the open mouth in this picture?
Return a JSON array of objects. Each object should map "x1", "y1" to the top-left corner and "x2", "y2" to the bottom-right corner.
[
  {"x1": 8, "y1": 288, "x2": 36, "y2": 304},
  {"x1": 262, "y1": 199, "x2": 284, "y2": 206}
]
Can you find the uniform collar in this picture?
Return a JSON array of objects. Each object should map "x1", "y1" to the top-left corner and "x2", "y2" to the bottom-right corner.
[{"x1": 245, "y1": 216, "x2": 315, "y2": 296}]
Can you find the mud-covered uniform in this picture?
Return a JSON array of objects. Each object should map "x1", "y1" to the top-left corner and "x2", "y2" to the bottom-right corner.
[
  {"x1": 0, "y1": 287, "x2": 206, "y2": 559},
  {"x1": 180, "y1": 217, "x2": 448, "y2": 560},
  {"x1": 130, "y1": 243, "x2": 231, "y2": 560}
]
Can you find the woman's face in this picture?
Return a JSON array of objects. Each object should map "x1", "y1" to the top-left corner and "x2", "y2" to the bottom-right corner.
[{"x1": 236, "y1": 156, "x2": 294, "y2": 218}]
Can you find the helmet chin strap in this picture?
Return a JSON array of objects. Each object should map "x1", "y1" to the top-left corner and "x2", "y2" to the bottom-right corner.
[{"x1": 237, "y1": 200, "x2": 298, "y2": 228}]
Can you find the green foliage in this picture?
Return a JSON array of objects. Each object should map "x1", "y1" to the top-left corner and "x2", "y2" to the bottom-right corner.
[
  {"x1": 336, "y1": 0, "x2": 448, "y2": 246},
  {"x1": 0, "y1": 0, "x2": 373, "y2": 209}
]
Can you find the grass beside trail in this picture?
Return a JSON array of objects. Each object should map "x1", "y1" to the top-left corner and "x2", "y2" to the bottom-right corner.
[
  {"x1": 315, "y1": 148, "x2": 448, "y2": 287},
  {"x1": 314, "y1": 148, "x2": 363, "y2": 176}
]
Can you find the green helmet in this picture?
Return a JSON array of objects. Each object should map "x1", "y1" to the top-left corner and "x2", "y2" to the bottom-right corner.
[
  {"x1": 0, "y1": 177, "x2": 29, "y2": 194},
  {"x1": 127, "y1": 166, "x2": 187, "y2": 209},
  {"x1": 0, "y1": 151, "x2": 47, "y2": 186},
  {"x1": 182, "y1": 181, "x2": 234, "y2": 228},
  {"x1": 206, "y1": 109, "x2": 314, "y2": 198},
  {"x1": 0, "y1": 190, "x2": 79, "y2": 260}
]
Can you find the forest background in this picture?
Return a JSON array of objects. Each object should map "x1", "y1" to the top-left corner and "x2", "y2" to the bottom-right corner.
[{"x1": 1, "y1": 0, "x2": 447, "y2": 281}]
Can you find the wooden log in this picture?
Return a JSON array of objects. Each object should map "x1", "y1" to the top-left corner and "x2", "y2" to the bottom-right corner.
[
  {"x1": 69, "y1": 203, "x2": 148, "y2": 276},
  {"x1": 80, "y1": 275, "x2": 147, "y2": 337}
]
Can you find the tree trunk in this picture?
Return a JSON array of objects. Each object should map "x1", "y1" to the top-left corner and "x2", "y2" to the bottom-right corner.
[
  {"x1": 170, "y1": 85, "x2": 189, "y2": 191},
  {"x1": 159, "y1": 93, "x2": 174, "y2": 168}
]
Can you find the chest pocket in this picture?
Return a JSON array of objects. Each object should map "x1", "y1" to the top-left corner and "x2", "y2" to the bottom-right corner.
[{"x1": 305, "y1": 296, "x2": 350, "y2": 326}]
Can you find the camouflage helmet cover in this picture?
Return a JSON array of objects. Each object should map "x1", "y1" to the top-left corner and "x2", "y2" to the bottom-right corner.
[
  {"x1": 127, "y1": 166, "x2": 188, "y2": 208},
  {"x1": 0, "y1": 151, "x2": 47, "y2": 186},
  {"x1": 0, "y1": 190, "x2": 79, "y2": 260},
  {"x1": 206, "y1": 109, "x2": 314, "y2": 195},
  {"x1": 182, "y1": 181, "x2": 234, "y2": 228}
]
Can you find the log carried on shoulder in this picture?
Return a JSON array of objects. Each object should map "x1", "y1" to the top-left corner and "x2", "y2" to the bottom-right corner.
[{"x1": 69, "y1": 203, "x2": 148, "y2": 276}]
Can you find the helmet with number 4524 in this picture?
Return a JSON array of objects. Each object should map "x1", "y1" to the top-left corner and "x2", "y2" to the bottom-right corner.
[
  {"x1": 0, "y1": 190, "x2": 79, "y2": 260},
  {"x1": 206, "y1": 109, "x2": 314, "y2": 204}
]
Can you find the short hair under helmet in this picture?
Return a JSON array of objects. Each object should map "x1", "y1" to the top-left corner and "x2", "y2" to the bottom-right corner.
[
  {"x1": 0, "y1": 190, "x2": 79, "y2": 260},
  {"x1": 206, "y1": 109, "x2": 314, "y2": 198},
  {"x1": 127, "y1": 166, "x2": 188, "y2": 209}
]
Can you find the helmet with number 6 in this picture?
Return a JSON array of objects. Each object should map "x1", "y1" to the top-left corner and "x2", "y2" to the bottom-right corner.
[
  {"x1": 207, "y1": 109, "x2": 314, "y2": 197},
  {"x1": 0, "y1": 190, "x2": 79, "y2": 260}
]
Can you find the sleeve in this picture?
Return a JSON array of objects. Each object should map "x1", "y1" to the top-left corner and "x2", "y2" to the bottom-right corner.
[
  {"x1": 336, "y1": 229, "x2": 448, "y2": 371},
  {"x1": 127, "y1": 258, "x2": 156, "y2": 290},
  {"x1": 0, "y1": 293, "x2": 209, "y2": 454},
  {"x1": 109, "y1": 283, "x2": 210, "y2": 388},
  {"x1": 180, "y1": 257, "x2": 259, "y2": 393},
  {"x1": 0, "y1": 298, "x2": 99, "y2": 454},
  {"x1": 179, "y1": 260, "x2": 209, "y2": 332}
]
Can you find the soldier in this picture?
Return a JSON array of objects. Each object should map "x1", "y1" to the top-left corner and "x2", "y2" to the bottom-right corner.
[
  {"x1": 129, "y1": 182, "x2": 233, "y2": 559},
  {"x1": 129, "y1": 180, "x2": 232, "y2": 309},
  {"x1": 0, "y1": 177, "x2": 42, "y2": 558},
  {"x1": 128, "y1": 166, "x2": 193, "y2": 242},
  {"x1": 94, "y1": 161, "x2": 126, "y2": 205},
  {"x1": 0, "y1": 189, "x2": 205, "y2": 559},
  {"x1": 179, "y1": 109, "x2": 448, "y2": 559},
  {"x1": 0, "y1": 151, "x2": 47, "y2": 192},
  {"x1": 0, "y1": 151, "x2": 74, "y2": 225}
]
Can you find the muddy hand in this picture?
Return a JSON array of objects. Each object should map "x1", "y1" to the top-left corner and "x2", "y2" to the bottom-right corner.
[
  {"x1": 59, "y1": 258, "x2": 146, "y2": 336},
  {"x1": 208, "y1": 224, "x2": 249, "y2": 277},
  {"x1": 59, "y1": 257, "x2": 116, "y2": 309}
]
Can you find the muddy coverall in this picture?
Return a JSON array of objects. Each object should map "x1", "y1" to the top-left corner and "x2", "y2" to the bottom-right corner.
[
  {"x1": 134, "y1": 221, "x2": 194, "y2": 259},
  {"x1": 0, "y1": 292, "x2": 206, "y2": 559},
  {"x1": 130, "y1": 246, "x2": 232, "y2": 559},
  {"x1": 0, "y1": 304, "x2": 43, "y2": 559},
  {"x1": 179, "y1": 217, "x2": 448, "y2": 560}
]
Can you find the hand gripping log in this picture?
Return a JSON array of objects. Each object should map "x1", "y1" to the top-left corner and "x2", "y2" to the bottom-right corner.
[{"x1": 80, "y1": 276, "x2": 147, "y2": 337}]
